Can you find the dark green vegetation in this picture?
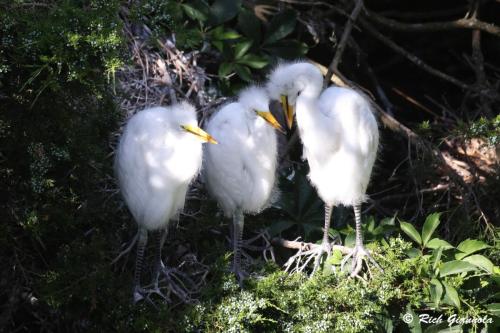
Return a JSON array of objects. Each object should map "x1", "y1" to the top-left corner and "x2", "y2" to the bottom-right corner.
[{"x1": 1, "y1": 1, "x2": 499, "y2": 332}]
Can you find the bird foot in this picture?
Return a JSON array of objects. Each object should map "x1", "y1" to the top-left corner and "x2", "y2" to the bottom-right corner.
[
  {"x1": 229, "y1": 230, "x2": 276, "y2": 263},
  {"x1": 155, "y1": 266, "x2": 197, "y2": 303},
  {"x1": 230, "y1": 264, "x2": 250, "y2": 288},
  {"x1": 340, "y1": 244, "x2": 383, "y2": 278},
  {"x1": 283, "y1": 240, "x2": 333, "y2": 275}
]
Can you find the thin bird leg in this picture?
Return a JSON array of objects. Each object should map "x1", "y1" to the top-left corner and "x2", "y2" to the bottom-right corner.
[
  {"x1": 312, "y1": 204, "x2": 334, "y2": 273},
  {"x1": 133, "y1": 227, "x2": 148, "y2": 303},
  {"x1": 231, "y1": 209, "x2": 248, "y2": 286},
  {"x1": 144, "y1": 227, "x2": 196, "y2": 304},
  {"x1": 341, "y1": 204, "x2": 383, "y2": 277},
  {"x1": 145, "y1": 229, "x2": 170, "y2": 301}
]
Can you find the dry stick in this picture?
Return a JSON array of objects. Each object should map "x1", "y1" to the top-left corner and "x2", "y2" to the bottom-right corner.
[
  {"x1": 271, "y1": 237, "x2": 352, "y2": 254},
  {"x1": 323, "y1": 0, "x2": 364, "y2": 88},
  {"x1": 470, "y1": 1, "x2": 493, "y2": 117},
  {"x1": 364, "y1": 9, "x2": 500, "y2": 38},
  {"x1": 359, "y1": 18, "x2": 471, "y2": 91}
]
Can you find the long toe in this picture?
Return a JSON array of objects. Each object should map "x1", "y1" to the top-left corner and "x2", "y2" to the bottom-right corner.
[
  {"x1": 133, "y1": 286, "x2": 145, "y2": 304},
  {"x1": 345, "y1": 245, "x2": 383, "y2": 278}
]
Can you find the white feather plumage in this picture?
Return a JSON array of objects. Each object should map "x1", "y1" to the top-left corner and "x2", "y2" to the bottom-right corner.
[
  {"x1": 267, "y1": 62, "x2": 378, "y2": 206},
  {"x1": 115, "y1": 102, "x2": 204, "y2": 230},
  {"x1": 203, "y1": 86, "x2": 278, "y2": 216},
  {"x1": 267, "y1": 62, "x2": 381, "y2": 275}
]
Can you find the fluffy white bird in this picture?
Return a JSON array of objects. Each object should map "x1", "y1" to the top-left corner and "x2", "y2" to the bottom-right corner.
[
  {"x1": 203, "y1": 86, "x2": 283, "y2": 283},
  {"x1": 115, "y1": 101, "x2": 217, "y2": 302},
  {"x1": 267, "y1": 62, "x2": 381, "y2": 276}
]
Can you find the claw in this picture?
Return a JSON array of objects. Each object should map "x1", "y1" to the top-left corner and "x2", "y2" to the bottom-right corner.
[
  {"x1": 340, "y1": 244, "x2": 383, "y2": 278},
  {"x1": 312, "y1": 242, "x2": 332, "y2": 274}
]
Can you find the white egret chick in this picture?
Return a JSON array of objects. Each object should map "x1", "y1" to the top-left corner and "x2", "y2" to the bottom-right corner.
[
  {"x1": 115, "y1": 101, "x2": 217, "y2": 302},
  {"x1": 267, "y1": 62, "x2": 381, "y2": 276},
  {"x1": 203, "y1": 86, "x2": 284, "y2": 284}
]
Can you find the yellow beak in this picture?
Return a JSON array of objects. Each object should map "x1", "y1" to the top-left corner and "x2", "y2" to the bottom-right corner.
[
  {"x1": 181, "y1": 124, "x2": 218, "y2": 144},
  {"x1": 280, "y1": 94, "x2": 294, "y2": 129},
  {"x1": 255, "y1": 110, "x2": 286, "y2": 134}
]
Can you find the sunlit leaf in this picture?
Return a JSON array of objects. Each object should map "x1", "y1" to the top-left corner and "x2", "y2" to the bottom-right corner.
[
  {"x1": 462, "y1": 254, "x2": 494, "y2": 274},
  {"x1": 426, "y1": 238, "x2": 454, "y2": 250},
  {"x1": 443, "y1": 282, "x2": 460, "y2": 309},
  {"x1": 486, "y1": 303, "x2": 500, "y2": 317},
  {"x1": 431, "y1": 247, "x2": 443, "y2": 271},
  {"x1": 234, "y1": 40, "x2": 252, "y2": 59},
  {"x1": 400, "y1": 221, "x2": 422, "y2": 245},
  {"x1": 422, "y1": 212, "x2": 441, "y2": 247},
  {"x1": 429, "y1": 278, "x2": 443, "y2": 309},
  {"x1": 236, "y1": 54, "x2": 268, "y2": 69},
  {"x1": 455, "y1": 239, "x2": 491, "y2": 259},
  {"x1": 439, "y1": 260, "x2": 477, "y2": 277}
]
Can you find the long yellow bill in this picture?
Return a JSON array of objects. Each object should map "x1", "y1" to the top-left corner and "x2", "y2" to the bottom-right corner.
[
  {"x1": 181, "y1": 124, "x2": 218, "y2": 144},
  {"x1": 280, "y1": 94, "x2": 294, "y2": 129},
  {"x1": 255, "y1": 110, "x2": 286, "y2": 134}
]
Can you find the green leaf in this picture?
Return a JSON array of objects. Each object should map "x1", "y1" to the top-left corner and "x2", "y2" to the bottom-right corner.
[
  {"x1": 234, "y1": 64, "x2": 252, "y2": 82},
  {"x1": 326, "y1": 249, "x2": 343, "y2": 265},
  {"x1": 462, "y1": 254, "x2": 494, "y2": 274},
  {"x1": 405, "y1": 247, "x2": 421, "y2": 258},
  {"x1": 367, "y1": 216, "x2": 376, "y2": 233},
  {"x1": 234, "y1": 40, "x2": 252, "y2": 59},
  {"x1": 237, "y1": 9, "x2": 261, "y2": 44},
  {"x1": 264, "y1": 9, "x2": 297, "y2": 44},
  {"x1": 442, "y1": 282, "x2": 460, "y2": 309},
  {"x1": 262, "y1": 39, "x2": 308, "y2": 59},
  {"x1": 429, "y1": 278, "x2": 443, "y2": 308},
  {"x1": 236, "y1": 54, "x2": 268, "y2": 69},
  {"x1": 424, "y1": 323, "x2": 463, "y2": 333},
  {"x1": 400, "y1": 221, "x2": 422, "y2": 245},
  {"x1": 422, "y1": 213, "x2": 441, "y2": 247},
  {"x1": 486, "y1": 303, "x2": 500, "y2": 317},
  {"x1": 209, "y1": 0, "x2": 241, "y2": 25},
  {"x1": 431, "y1": 247, "x2": 443, "y2": 271},
  {"x1": 439, "y1": 260, "x2": 478, "y2": 277},
  {"x1": 455, "y1": 239, "x2": 491, "y2": 259},
  {"x1": 426, "y1": 238, "x2": 454, "y2": 250},
  {"x1": 218, "y1": 62, "x2": 234, "y2": 78},
  {"x1": 181, "y1": 3, "x2": 208, "y2": 22},
  {"x1": 266, "y1": 220, "x2": 294, "y2": 237},
  {"x1": 404, "y1": 304, "x2": 422, "y2": 333},
  {"x1": 211, "y1": 26, "x2": 241, "y2": 41},
  {"x1": 379, "y1": 216, "x2": 396, "y2": 227},
  {"x1": 344, "y1": 232, "x2": 356, "y2": 248}
]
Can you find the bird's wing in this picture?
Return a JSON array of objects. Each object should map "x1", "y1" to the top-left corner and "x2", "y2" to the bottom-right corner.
[
  {"x1": 318, "y1": 87, "x2": 378, "y2": 157},
  {"x1": 115, "y1": 111, "x2": 178, "y2": 227},
  {"x1": 203, "y1": 104, "x2": 250, "y2": 213},
  {"x1": 313, "y1": 88, "x2": 344, "y2": 154}
]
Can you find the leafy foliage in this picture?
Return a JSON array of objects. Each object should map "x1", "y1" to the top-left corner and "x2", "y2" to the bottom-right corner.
[
  {"x1": 174, "y1": 214, "x2": 499, "y2": 333},
  {"x1": 130, "y1": 0, "x2": 308, "y2": 93}
]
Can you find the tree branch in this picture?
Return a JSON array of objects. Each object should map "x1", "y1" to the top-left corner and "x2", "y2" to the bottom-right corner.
[
  {"x1": 323, "y1": 0, "x2": 364, "y2": 88},
  {"x1": 364, "y1": 9, "x2": 500, "y2": 37},
  {"x1": 359, "y1": 18, "x2": 472, "y2": 90}
]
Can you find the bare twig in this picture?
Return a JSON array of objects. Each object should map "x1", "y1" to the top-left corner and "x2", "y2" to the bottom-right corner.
[
  {"x1": 323, "y1": 0, "x2": 364, "y2": 88},
  {"x1": 470, "y1": 1, "x2": 493, "y2": 117},
  {"x1": 359, "y1": 18, "x2": 471, "y2": 91},
  {"x1": 364, "y1": 8, "x2": 500, "y2": 37},
  {"x1": 271, "y1": 237, "x2": 351, "y2": 254}
]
